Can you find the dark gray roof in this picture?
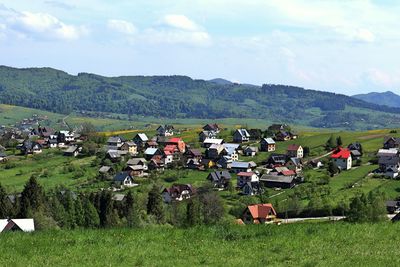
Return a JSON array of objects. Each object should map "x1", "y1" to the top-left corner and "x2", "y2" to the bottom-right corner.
[
  {"x1": 127, "y1": 158, "x2": 147, "y2": 165},
  {"x1": 107, "y1": 150, "x2": 121, "y2": 158},
  {"x1": 114, "y1": 171, "x2": 132, "y2": 182},
  {"x1": 99, "y1": 166, "x2": 111, "y2": 173},
  {"x1": 107, "y1": 136, "x2": 123, "y2": 143},
  {"x1": 260, "y1": 174, "x2": 294, "y2": 183},
  {"x1": 231, "y1": 161, "x2": 257, "y2": 168},
  {"x1": 208, "y1": 171, "x2": 231, "y2": 182}
]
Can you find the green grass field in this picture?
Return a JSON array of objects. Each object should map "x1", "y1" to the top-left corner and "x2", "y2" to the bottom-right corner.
[
  {"x1": 0, "y1": 150, "x2": 100, "y2": 192},
  {"x1": 1, "y1": 223, "x2": 400, "y2": 266}
]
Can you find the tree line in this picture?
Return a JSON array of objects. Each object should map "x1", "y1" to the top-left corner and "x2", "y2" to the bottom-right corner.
[{"x1": 0, "y1": 177, "x2": 225, "y2": 230}]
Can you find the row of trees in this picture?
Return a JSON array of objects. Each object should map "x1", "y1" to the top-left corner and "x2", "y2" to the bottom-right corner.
[{"x1": 0, "y1": 177, "x2": 225, "y2": 230}]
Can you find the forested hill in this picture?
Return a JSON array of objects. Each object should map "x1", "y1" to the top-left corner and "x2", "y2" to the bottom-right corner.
[
  {"x1": 353, "y1": 91, "x2": 400, "y2": 108},
  {"x1": 1, "y1": 65, "x2": 400, "y2": 129}
]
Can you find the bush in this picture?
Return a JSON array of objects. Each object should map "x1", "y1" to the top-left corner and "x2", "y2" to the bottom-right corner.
[
  {"x1": 164, "y1": 176, "x2": 178, "y2": 183},
  {"x1": 4, "y1": 162, "x2": 16, "y2": 169}
]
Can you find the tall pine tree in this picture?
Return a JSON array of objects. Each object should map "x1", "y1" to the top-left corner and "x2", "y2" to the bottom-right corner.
[
  {"x1": 147, "y1": 185, "x2": 165, "y2": 224},
  {"x1": 0, "y1": 183, "x2": 13, "y2": 218},
  {"x1": 19, "y1": 176, "x2": 45, "y2": 217},
  {"x1": 82, "y1": 197, "x2": 100, "y2": 228}
]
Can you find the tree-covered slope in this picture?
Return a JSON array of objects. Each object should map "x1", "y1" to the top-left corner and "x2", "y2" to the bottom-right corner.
[
  {"x1": 353, "y1": 91, "x2": 400, "y2": 108},
  {"x1": 1, "y1": 65, "x2": 400, "y2": 129}
]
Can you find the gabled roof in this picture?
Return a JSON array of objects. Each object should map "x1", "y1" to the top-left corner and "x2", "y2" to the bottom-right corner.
[
  {"x1": 188, "y1": 149, "x2": 202, "y2": 157},
  {"x1": 114, "y1": 171, "x2": 132, "y2": 182},
  {"x1": 260, "y1": 174, "x2": 294, "y2": 183},
  {"x1": 246, "y1": 204, "x2": 276, "y2": 219},
  {"x1": 237, "y1": 172, "x2": 255, "y2": 177},
  {"x1": 235, "y1": 129, "x2": 250, "y2": 138},
  {"x1": 134, "y1": 133, "x2": 149, "y2": 142},
  {"x1": 112, "y1": 194, "x2": 125, "y2": 201},
  {"x1": 287, "y1": 144, "x2": 301, "y2": 151},
  {"x1": 127, "y1": 158, "x2": 147, "y2": 165},
  {"x1": 261, "y1": 138, "x2": 275, "y2": 144},
  {"x1": 208, "y1": 171, "x2": 231, "y2": 182},
  {"x1": 224, "y1": 143, "x2": 240, "y2": 149},
  {"x1": 288, "y1": 157, "x2": 302, "y2": 166},
  {"x1": 384, "y1": 136, "x2": 400, "y2": 144},
  {"x1": 203, "y1": 123, "x2": 219, "y2": 131},
  {"x1": 231, "y1": 161, "x2": 256, "y2": 168},
  {"x1": 99, "y1": 166, "x2": 111, "y2": 173},
  {"x1": 331, "y1": 147, "x2": 351, "y2": 159},
  {"x1": 107, "y1": 136, "x2": 123, "y2": 143},
  {"x1": 123, "y1": 141, "x2": 137, "y2": 147},
  {"x1": 0, "y1": 219, "x2": 35, "y2": 232},
  {"x1": 168, "y1": 137, "x2": 183, "y2": 143},
  {"x1": 107, "y1": 150, "x2": 121, "y2": 158},
  {"x1": 244, "y1": 146, "x2": 258, "y2": 152},
  {"x1": 377, "y1": 148, "x2": 398, "y2": 157},
  {"x1": 145, "y1": 148, "x2": 159, "y2": 155},
  {"x1": 65, "y1": 145, "x2": 79, "y2": 153},
  {"x1": 203, "y1": 138, "x2": 224, "y2": 144}
]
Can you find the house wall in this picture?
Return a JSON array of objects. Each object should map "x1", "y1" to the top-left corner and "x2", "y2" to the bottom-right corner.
[{"x1": 333, "y1": 157, "x2": 352, "y2": 170}]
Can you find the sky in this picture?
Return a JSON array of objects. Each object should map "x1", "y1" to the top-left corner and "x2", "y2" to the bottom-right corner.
[{"x1": 0, "y1": 0, "x2": 400, "y2": 95}]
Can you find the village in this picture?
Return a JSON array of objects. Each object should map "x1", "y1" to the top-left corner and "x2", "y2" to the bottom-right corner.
[{"x1": 2, "y1": 119, "x2": 400, "y2": 233}]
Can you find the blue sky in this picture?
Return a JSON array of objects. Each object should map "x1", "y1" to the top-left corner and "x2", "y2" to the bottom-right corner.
[{"x1": 0, "y1": 0, "x2": 400, "y2": 95}]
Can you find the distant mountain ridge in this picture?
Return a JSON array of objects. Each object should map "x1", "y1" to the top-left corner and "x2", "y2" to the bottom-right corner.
[
  {"x1": 352, "y1": 91, "x2": 400, "y2": 108},
  {"x1": 1, "y1": 65, "x2": 400, "y2": 129},
  {"x1": 208, "y1": 78, "x2": 234, "y2": 85}
]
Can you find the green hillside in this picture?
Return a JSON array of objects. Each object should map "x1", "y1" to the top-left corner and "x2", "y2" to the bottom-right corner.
[
  {"x1": 1, "y1": 223, "x2": 400, "y2": 266},
  {"x1": 1, "y1": 66, "x2": 400, "y2": 130},
  {"x1": 353, "y1": 91, "x2": 400, "y2": 108}
]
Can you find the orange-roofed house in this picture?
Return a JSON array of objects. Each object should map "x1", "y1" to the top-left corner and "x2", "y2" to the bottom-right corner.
[
  {"x1": 167, "y1": 138, "x2": 186, "y2": 153},
  {"x1": 242, "y1": 204, "x2": 278, "y2": 224},
  {"x1": 331, "y1": 147, "x2": 352, "y2": 170}
]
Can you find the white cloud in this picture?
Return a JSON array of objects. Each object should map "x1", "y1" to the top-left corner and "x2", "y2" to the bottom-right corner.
[
  {"x1": 12, "y1": 11, "x2": 88, "y2": 40},
  {"x1": 107, "y1": 19, "x2": 136, "y2": 35},
  {"x1": 141, "y1": 14, "x2": 211, "y2": 46},
  {"x1": 162, "y1": 14, "x2": 199, "y2": 31},
  {"x1": 353, "y1": 28, "x2": 375, "y2": 43},
  {"x1": 0, "y1": 4, "x2": 87, "y2": 41},
  {"x1": 363, "y1": 68, "x2": 400, "y2": 87},
  {"x1": 264, "y1": 0, "x2": 400, "y2": 43},
  {"x1": 142, "y1": 28, "x2": 211, "y2": 46}
]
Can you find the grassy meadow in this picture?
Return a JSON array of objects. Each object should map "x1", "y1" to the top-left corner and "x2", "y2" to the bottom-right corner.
[{"x1": 1, "y1": 223, "x2": 400, "y2": 266}]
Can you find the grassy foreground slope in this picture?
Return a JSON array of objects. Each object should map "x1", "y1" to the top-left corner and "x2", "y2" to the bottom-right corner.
[{"x1": 1, "y1": 223, "x2": 400, "y2": 266}]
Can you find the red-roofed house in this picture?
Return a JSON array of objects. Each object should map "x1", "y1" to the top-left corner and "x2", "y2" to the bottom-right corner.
[
  {"x1": 287, "y1": 144, "x2": 303, "y2": 158},
  {"x1": 331, "y1": 147, "x2": 352, "y2": 170},
  {"x1": 242, "y1": 204, "x2": 277, "y2": 224},
  {"x1": 167, "y1": 138, "x2": 186, "y2": 153}
]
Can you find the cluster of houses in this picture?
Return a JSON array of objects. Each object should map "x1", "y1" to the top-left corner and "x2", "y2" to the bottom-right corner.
[
  {"x1": 377, "y1": 137, "x2": 400, "y2": 178},
  {"x1": 103, "y1": 123, "x2": 302, "y2": 196},
  {"x1": 14, "y1": 126, "x2": 83, "y2": 157}
]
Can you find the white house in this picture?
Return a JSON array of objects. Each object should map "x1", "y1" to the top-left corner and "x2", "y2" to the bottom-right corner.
[
  {"x1": 287, "y1": 144, "x2": 303, "y2": 158},
  {"x1": 331, "y1": 147, "x2": 352, "y2": 170},
  {"x1": 237, "y1": 172, "x2": 259, "y2": 187},
  {"x1": 0, "y1": 219, "x2": 35, "y2": 233}
]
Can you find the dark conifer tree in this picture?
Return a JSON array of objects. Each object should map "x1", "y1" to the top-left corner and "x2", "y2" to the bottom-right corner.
[
  {"x1": 19, "y1": 176, "x2": 45, "y2": 217},
  {"x1": 147, "y1": 185, "x2": 165, "y2": 223},
  {"x1": 82, "y1": 197, "x2": 100, "y2": 228},
  {"x1": 0, "y1": 183, "x2": 13, "y2": 218}
]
